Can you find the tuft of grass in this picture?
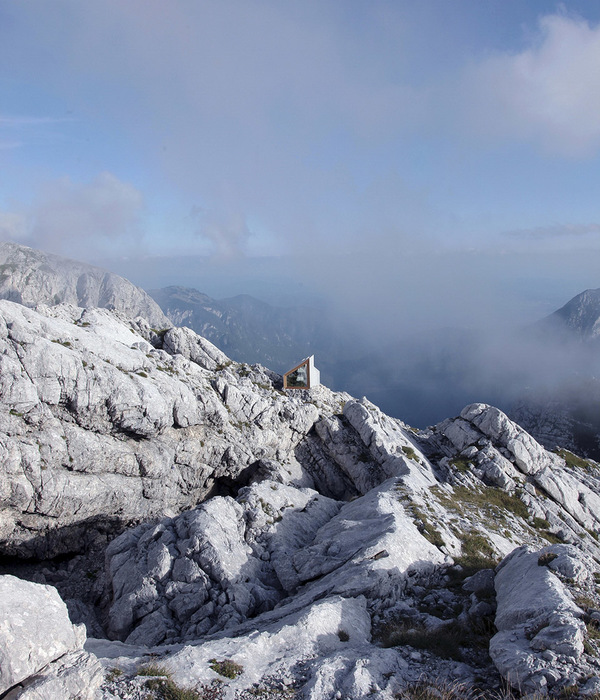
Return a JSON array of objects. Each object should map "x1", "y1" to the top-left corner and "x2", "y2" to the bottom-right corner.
[
  {"x1": 337, "y1": 629, "x2": 350, "y2": 642},
  {"x1": 395, "y1": 679, "x2": 490, "y2": 700},
  {"x1": 145, "y1": 677, "x2": 203, "y2": 700},
  {"x1": 409, "y1": 505, "x2": 445, "y2": 548},
  {"x1": 540, "y1": 530, "x2": 564, "y2": 544},
  {"x1": 538, "y1": 552, "x2": 558, "y2": 567},
  {"x1": 450, "y1": 458, "x2": 472, "y2": 474},
  {"x1": 136, "y1": 371, "x2": 148, "y2": 378},
  {"x1": 137, "y1": 664, "x2": 172, "y2": 678},
  {"x1": 209, "y1": 658, "x2": 244, "y2": 679},
  {"x1": 448, "y1": 532, "x2": 499, "y2": 581},
  {"x1": 401, "y1": 445, "x2": 420, "y2": 462},
  {"x1": 105, "y1": 667, "x2": 123, "y2": 682}
]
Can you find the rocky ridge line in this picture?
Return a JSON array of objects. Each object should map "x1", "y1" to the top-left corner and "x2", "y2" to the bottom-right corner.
[{"x1": 1, "y1": 300, "x2": 600, "y2": 697}]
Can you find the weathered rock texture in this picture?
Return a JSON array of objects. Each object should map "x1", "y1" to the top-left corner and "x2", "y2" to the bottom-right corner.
[
  {"x1": 0, "y1": 241, "x2": 169, "y2": 328},
  {"x1": 0, "y1": 575, "x2": 102, "y2": 699},
  {"x1": 2, "y1": 300, "x2": 600, "y2": 697}
]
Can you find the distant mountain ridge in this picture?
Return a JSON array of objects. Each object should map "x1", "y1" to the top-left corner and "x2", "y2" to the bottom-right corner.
[
  {"x1": 0, "y1": 241, "x2": 170, "y2": 328},
  {"x1": 536, "y1": 287, "x2": 600, "y2": 341},
  {"x1": 149, "y1": 284, "x2": 353, "y2": 376}
]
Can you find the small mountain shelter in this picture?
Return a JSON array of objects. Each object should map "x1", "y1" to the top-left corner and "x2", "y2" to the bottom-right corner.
[{"x1": 283, "y1": 355, "x2": 320, "y2": 389}]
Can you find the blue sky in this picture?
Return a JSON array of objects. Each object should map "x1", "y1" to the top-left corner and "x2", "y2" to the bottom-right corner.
[{"x1": 2, "y1": 1, "x2": 600, "y2": 332}]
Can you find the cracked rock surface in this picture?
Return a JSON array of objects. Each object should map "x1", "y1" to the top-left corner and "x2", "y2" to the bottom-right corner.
[{"x1": 3, "y1": 300, "x2": 600, "y2": 697}]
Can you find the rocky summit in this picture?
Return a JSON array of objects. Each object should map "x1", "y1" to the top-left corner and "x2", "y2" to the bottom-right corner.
[{"x1": 2, "y1": 300, "x2": 600, "y2": 699}]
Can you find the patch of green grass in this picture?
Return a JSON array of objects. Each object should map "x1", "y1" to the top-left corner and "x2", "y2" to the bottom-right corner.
[
  {"x1": 215, "y1": 361, "x2": 232, "y2": 371},
  {"x1": 557, "y1": 448, "x2": 595, "y2": 472},
  {"x1": 448, "y1": 532, "x2": 499, "y2": 581},
  {"x1": 9, "y1": 409, "x2": 23, "y2": 417},
  {"x1": 540, "y1": 530, "x2": 564, "y2": 544},
  {"x1": 532, "y1": 516, "x2": 550, "y2": 530},
  {"x1": 208, "y1": 658, "x2": 243, "y2": 679},
  {"x1": 401, "y1": 445, "x2": 419, "y2": 461},
  {"x1": 136, "y1": 371, "x2": 148, "y2": 378},
  {"x1": 585, "y1": 622, "x2": 600, "y2": 657},
  {"x1": 51, "y1": 339, "x2": 71, "y2": 347},
  {"x1": 452, "y1": 485, "x2": 529, "y2": 520},
  {"x1": 450, "y1": 458, "x2": 472, "y2": 474}
]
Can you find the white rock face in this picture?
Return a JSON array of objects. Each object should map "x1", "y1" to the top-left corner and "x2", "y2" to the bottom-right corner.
[
  {"x1": 0, "y1": 241, "x2": 170, "y2": 328},
  {"x1": 104, "y1": 477, "x2": 447, "y2": 646},
  {"x1": 4, "y1": 296, "x2": 600, "y2": 697},
  {"x1": 0, "y1": 575, "x2": 102, "y2": 699},
  {"x1": 490, "y1": 545, "x2": 589, "y2": 694},
  {"x1": 0, "y1": 300, "x2": 337, "y2": 557}
]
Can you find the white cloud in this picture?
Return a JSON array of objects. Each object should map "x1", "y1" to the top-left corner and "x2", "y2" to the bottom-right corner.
[
  {"x1": 0, "y1": 211, "x2": 28, "y2": 240},
  {"x1": 463, "y1": 13, "x2": 600, "y2": 157},
  {"x1": 0, "y1": 172, "x2": 145, "y2": 260}
]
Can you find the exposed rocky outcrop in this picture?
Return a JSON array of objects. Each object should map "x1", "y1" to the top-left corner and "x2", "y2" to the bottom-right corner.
[
  {"x1": 0, "y1": 241, "x2": 170, "y2": 328},
  {"x1": 3, "y1": 299, "x2": 600, "y2": 697},
  {"x1": 0, "y1": 575, "x2": 102, "y2": 699}
]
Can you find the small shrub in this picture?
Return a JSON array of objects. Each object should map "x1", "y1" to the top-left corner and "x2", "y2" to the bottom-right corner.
[
  {"x1": 209, "y1": 658, "x2": 244, "y2": 679},
  {"x1": 337, "y1": 629, "x2": 350, "y2": 642},
  {"x1": 538, "y1": 552, "x2": 558, "y2": 567},
  {"x1": 151, "y1": 328, "x2": 170, "y2": 339}
]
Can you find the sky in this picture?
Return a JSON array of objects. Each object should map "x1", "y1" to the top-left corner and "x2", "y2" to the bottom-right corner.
[{"x1": 2, "y1": 0, "x2": 600, "y2": 336}]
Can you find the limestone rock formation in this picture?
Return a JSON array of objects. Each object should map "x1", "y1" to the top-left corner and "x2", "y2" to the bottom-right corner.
[
  {"x1": 2, "y1": 298, "x2": 600, "y2": 697},
  {"x1": 0, "y1": 575, "x2": 102, "y2": 699},
  {"x1": 0, "y1": 241, "x2": 170, "y2": 328}
]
